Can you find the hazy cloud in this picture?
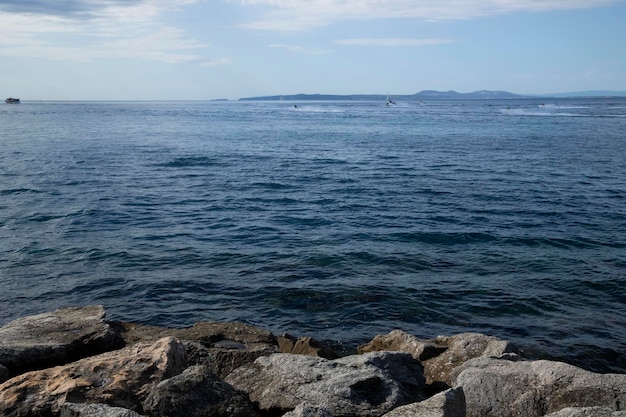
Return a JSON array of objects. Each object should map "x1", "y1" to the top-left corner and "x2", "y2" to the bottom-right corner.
[
  {"x1": 269, "y1": 43, "x2": 331, "y2": 55},
  {"x1": 334, "y1": 38, "x2": 452, "y2": 47},
  {"x1": 0, "y1": 0, "x2": 207, "y2": 64},
  {"x1": 239, "y1": 0, "x2": 621, "y2": 30}
]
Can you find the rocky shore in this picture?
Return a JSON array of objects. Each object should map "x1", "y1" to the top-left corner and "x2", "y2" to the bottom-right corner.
[{"x1": 0, "y1": 306, "x2": 624, "y2": 417}]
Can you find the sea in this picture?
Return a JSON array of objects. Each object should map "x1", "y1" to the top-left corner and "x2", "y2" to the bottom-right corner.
[{"x1": 1, "y1": 98, "x2": 625, "y2": 373}]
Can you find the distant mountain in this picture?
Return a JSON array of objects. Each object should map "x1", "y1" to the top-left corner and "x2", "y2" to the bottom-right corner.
[
  {"x1": 238, "y1": 90, "x2": 626, "y2": 101},
  {"x1": 239, "y1": 90, "x2": 525, "y2": 101}
]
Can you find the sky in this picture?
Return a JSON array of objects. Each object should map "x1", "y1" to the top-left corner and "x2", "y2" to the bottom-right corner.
[{"x1": 1, "y1": 0, "x2": 625, "y2": 100}]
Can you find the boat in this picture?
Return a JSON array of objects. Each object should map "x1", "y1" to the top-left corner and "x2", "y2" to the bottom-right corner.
[
  {"x1": 5, "y1": 97, "x2": 20, "y2": 103},
  {"x1": 385, "y1": 94, "x2": 396, "y2": 106}
]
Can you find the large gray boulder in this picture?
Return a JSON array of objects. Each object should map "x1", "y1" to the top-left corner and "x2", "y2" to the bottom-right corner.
[
  {"x1": 359, "y1": 330, "x2": 519, "y2": 387},
  {"x1": 381, "y1": 387, "x2": 465, "y2": 417},
  {"x1": 61, "y1": 403, "x2": 146, "y2": 417},
  {"x1": 0, "y1": 337, "x2": 186, "y2": 417},
  {"x1": 0, "y1": 305, "x2": 121, "y2": 376},
  {"x1": 142, "y1": 365, "x2": 260, "y2": 417},
  {"x1": 452, "y1": 356, "x2": 626, "y2": 417},
  {"x1": 225, "y1": 351, "x2": 426, "y2": 417}
]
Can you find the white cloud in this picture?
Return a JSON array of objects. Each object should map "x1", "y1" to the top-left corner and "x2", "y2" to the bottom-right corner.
[
  {"x1": 200, "y1": 57, "x2": 234, "y2": 67},
  {"x1": 0, "y1": 0, "x2": 206, "y2": 63},
  {"x1": 334, "y1": 38, "x2": 452, "y2": 47},
  {"x1": 269, "y1": 43, "x2": 331, "y2": 55},
  {"x1": 238, "y1": 0, "x2": 621, "y2": 30}
]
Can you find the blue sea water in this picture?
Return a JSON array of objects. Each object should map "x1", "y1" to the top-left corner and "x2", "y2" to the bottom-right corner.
[{"x1": 1, "y1": 98, "x2": 625, "y2": 372}]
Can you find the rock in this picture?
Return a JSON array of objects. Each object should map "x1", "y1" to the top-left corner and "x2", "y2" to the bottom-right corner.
[
  {"x1": 0, "y1": 363, "x2": 8, "y2": 383},
  {"x1": 225, "y1": 351, "x2": 426, "y2": 417},
  {"x1": 0, "y1": 305, "x2": 122, "y2": 376},
  {"x1": 359, "y1": 330, "x2": 519, "y2": 387},
  {"x1": 142, "y1": 365, "x2": 260, "y2": 417},
  {"x1": 278, "y1": 334, "x2": 338, "y2": 359},
  {"x1": 544, "y1": 407, "x2": 626, "y2": 417},
  {"x1": 381, "y1": 387, "x2": 465, "y2": 417},
  {"x1": 282, "y1": 403, "x2": 334, "y2": 417},
  {"x1": 60, "y1": 402, "x2": 146, "y2": 417},
  {"x1": 182, "y1": 340, "x2": 278, "y2": 379},
  {"x1": 118, "y1": 321, "x2": 279, "y2": 379},
  {"x1": 452, "y1": 356, "x2": 626, "y2": 417},
  {"x1": 118, "y1": 321, "x2": 276, "y2": 346},
  {"x1": 0, "y1": 337, "x2": 186, "y2": 417}
]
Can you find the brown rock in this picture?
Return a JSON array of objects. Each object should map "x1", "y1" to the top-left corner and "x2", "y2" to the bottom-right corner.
[
  {"x1": 0, "y1": 337, "x2": 186, "y2": 417},
  {"x1": 117, "y1": 321, "x2": 280, "y2": 379},
  {"x1": 0, "y1": 306, "x2": 122, "y2": 376},
  {"x1": 359, "y1": 330, "x2": 519, "y2": 387},
  {"x1": 278, "y1": 334, "x2": 338, "y2": 359}
]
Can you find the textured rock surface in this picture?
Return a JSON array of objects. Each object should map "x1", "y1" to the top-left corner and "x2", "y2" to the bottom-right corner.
[
  {"x1": 142, "y1": 365, "x2": 260, "y2": 417},
  {"x1": 0, "y1": 363, "x2": 8, "y2": 383},
  {"x1": 278, "y1": 334, "x2": 338, "y2": 359},
  {"x1": 0, "y1": 337, "x2": 186, "y2": 417},
  {"x1": 381, "y1": 388, "x2": 465, "y2": 417},
  {"x1": 225, "y1": 351, "x2": 426, "y2": 417},
  {"x1": 282, "y1": 403, "x2": 334, "y2": 417},
  {"x1": 359, "y1": 330, "x2": 520, "y2": 386},
  {"x1": 119, "y1": 321, "x2": 279, "y2": 379},
  {"x1": 60, "y1": 402, "x2": 146, "y2": 417},
  {"x1": 544, "y1": 407, "x2": 626, "y2": 417},
  {"x1": 0, "y1": 305, "x2": 121, "y2": 376},
  {"x1": 453, "y1": 356, "x2": 626, "y2": 417}
]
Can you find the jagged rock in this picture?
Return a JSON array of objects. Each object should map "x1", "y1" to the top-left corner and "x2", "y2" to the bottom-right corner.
[
  {"x1": 0, "y1": 337, "x2": 186, "y2": 417},
  {"x1": 381, "y1": 387, "x2": 465, "y2": 417},
  {"x1": 359, "y1": 330, "x2": 519, "y2": 386},
  {"x1": 544, "y1": 407, "x2": 626, "y2": 417},
  {"x1": 142, "y1": 365, "x2": 260, "y2": 417},
  {"x1": 452, "y1": 356, "x2": 626, "y2": 417},
  {"x1": 181, "y1": 340, "x2": 278, "y2": 379},
  {"x1": 277, "y1": 334, "x2": 338, "y2": 359},
  {"x1": 0, "y1": 305, "x2": 122, "y2": 376},
  {"x1": 60, "y1": 402, "x2": 146, "y2": 417},
  {"x1": 225, "y1": 351, "x2": 426, "y2": 417},
  {"x1": 282, "y1": 403, "x2": 334, "y2": 417},
  {"x1": 118, "y1": 321, "x2": 279, "y2": 379}
]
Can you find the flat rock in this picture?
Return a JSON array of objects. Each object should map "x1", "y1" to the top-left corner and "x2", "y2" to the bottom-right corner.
[
  {"x1": 225, "y1": 351, "x2": 426, "y2": 417},
  {"x1": 359, "y1": 330, "x2": 519, "y2": 387},
  {"x1": 0, "y1": 306, "x2": 121, "y2": 376},
  {"x1": 452, "y1": 356, "x2": 626, "y2": 417},
  {"x1": 381, "y1": 387, "x2": 465, "y2": 417},
  {"x1": 60, "y1": 403, "x2": 146, "y2": 417},
  {"x1": 142, "y1": 365, "x2": 260, "y2": 417},
  {"x1": 0, "y1": 337, "x2": 186, "y2": 417}
]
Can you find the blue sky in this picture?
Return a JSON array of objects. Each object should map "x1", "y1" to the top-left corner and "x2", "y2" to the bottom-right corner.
[{"x1": 1, "y1": 0, "x2": 625, "y2": 100}]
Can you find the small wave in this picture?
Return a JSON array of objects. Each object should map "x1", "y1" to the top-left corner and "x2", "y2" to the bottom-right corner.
[
  {"x1": 159, "y1": 156, "x2": 223, "y2": 168},
  {"x1": 0, "y1": 188, "x2": 43, "y2": 196},
  {"x1": 291, "y1": 105, "x2": 345, "y2": 113},
  {"x1": 538, "y1": 104, "x2": 589, "y2": 109}
]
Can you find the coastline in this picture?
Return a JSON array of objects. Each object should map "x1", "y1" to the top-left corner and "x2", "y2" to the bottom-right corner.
[{"x1": 1, "y1": 306, "x2": 624, "y2": 417}]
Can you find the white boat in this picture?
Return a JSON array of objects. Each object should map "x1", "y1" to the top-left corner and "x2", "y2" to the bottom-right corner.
[
  {"x1": 385, "y1": 94, "x2": 396, "y2": 106},
  {"x1": 5, "y1": 97, "x2": 20, "y2": 103}
]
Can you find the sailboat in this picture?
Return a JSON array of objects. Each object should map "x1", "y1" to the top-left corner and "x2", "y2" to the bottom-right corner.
[{"x1": 385, "y1": 94, "x2": 396, "y2": 106}]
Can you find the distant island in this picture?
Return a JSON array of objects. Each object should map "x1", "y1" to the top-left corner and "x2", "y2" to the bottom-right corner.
[{"x1": 239, "y1": 90, "x2": 626, "y2": 101}]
